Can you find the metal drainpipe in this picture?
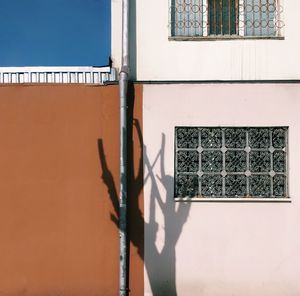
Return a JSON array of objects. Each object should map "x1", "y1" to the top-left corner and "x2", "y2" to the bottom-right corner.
[{"x1": 119, "y1": 0, "x2": 129, "y2": 295}]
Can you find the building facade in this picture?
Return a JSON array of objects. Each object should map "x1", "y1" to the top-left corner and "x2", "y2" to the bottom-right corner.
[
  {"x1": 111, "y1": 1, "x2": 300, "y2": 295},
  {"x1": 0, "y1": 1, "x2": 300, "y2": 295}
]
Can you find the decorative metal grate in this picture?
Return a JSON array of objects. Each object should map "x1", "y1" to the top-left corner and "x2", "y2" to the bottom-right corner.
[
  {"x1": 175, "y1": 127, "x2": 288, "y2": 199},
  {"x1": 170, "y1": 0, "x2": 284, "y2": 38}
]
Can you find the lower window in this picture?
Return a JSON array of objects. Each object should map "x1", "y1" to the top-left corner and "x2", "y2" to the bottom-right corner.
[
  {"x1": 170, "y1": 0, "x2": 284, "y2": 38},
  {"x1": 175, "y1": 127, "x2": 289, "y2": 199}
]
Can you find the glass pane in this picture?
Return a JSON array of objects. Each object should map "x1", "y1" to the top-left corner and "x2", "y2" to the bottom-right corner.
[
  {"x1": 209, "y1": 0, "x2": 236, "y2": 35},
  {"x1": 244, "y1": 0, "x2": 276, "y2": 36},
  {"x1": 172, "y1": 0, "x2": 204, "y2": 36}
]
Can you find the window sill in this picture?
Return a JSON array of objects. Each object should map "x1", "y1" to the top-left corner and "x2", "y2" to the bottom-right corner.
[
  {"x1": 169, "y1": 35, "x2": 285, "y2": 41},
  {"x1": 175, "y1": 197, "x2": 291, "y2": 202}
]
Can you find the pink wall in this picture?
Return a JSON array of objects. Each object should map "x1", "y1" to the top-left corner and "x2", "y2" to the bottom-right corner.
[{"x1": 143, "y1": 84, "x2": 300, "y2": 296}]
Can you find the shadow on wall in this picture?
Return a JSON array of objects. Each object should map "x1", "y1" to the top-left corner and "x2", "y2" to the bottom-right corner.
[
  {"x1": 97, "y1": 85, "x2": 191, "y2": 296},
  {"x1": 143, "y1": 132, "x2": 191, "y2": 296},
  {"x1": 129, "y1": 0, "x2": 137, "y2": 80}
]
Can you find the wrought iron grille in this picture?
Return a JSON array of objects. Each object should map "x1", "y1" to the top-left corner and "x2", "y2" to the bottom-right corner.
[
  {"x1": 175, "y1": 127, "x2": 288, "y2": 199},
  {"x1": 170, "y1": 0, "x2": 284, "y2": 37}
]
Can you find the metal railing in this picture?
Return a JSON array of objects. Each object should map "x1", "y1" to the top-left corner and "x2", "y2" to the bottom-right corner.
[
  {"x1": 0, "y1": 66, "x2": 117, "y2": 84},
  {"x1": 170, "y1": 0, "x2": 284, "y2": 38}
]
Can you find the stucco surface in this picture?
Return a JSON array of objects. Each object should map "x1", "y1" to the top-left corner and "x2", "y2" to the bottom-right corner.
[
  {"x1": 143, "y1": 83, "x2": 300, "y2": 296},
  {"x1": 112, "y1": 0, "x2": 300, "y2": 81},
  {"x1": 0, "y1": 84, "x2": 144, "y2": 296}
]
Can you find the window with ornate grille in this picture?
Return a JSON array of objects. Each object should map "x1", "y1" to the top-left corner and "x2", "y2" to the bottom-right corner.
[
  {"x1": 170, "y1": 0, "x2": 284, "y2": 39},
  {"x1": 175, "y1": 127, "x2": 289, "y2": 200}
]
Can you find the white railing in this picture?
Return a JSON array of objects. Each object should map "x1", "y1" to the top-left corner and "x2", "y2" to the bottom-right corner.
[{"x1": 0, "y1": 66, "x2": 117, "y2": 84}]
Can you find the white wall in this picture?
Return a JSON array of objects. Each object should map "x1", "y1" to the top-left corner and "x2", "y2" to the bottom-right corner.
[
  {"x1": 143, "y1": 83, "x2": 300, "y2": 295},
  {"x1": 112, "y1": 0, "x2": 300, "y2": 81}
]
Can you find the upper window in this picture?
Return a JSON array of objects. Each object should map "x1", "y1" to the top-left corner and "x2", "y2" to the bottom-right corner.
[
  {"x1": 170, "y1": 0, "x2": 284, "y2": 39},
  {"x1": 175, "y1": 127, "x2": 289, "y2": 200}
]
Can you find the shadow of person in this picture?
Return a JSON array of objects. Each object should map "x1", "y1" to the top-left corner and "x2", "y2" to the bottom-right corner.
[{"x1": 98, "y1": 121, "x2": 191, "y2": 296}]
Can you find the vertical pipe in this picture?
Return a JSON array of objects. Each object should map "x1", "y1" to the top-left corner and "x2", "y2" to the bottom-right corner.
[{"x1": 119, "y1": 0, "x2": 129, "y2": 295}]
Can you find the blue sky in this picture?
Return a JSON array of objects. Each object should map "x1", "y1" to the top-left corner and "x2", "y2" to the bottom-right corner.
[{"x1": 0, "y1": 0, "x2": 111, "y2": 67}]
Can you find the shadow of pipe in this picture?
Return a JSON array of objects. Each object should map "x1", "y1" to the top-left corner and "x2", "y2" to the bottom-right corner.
[{"x1": 97, "y1": 85, "x2": 191, "y2": 295}]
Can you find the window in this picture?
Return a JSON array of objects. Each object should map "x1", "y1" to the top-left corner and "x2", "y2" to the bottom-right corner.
[
  {"x1": 170, "y1": 0, "x2": 284, "y2": 39},
  {"x1": 175, "y1": 127, "x2": 289, "y2": 200}
]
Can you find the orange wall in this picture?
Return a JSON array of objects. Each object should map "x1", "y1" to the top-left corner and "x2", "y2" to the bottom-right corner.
[{"x1": 0, "y1": 84, "x2": 143, "y2": 296}]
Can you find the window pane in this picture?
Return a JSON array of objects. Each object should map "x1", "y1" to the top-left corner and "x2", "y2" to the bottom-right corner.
[
  {"x1": 244, "y1": 0, "x2": 276, "y2": 36},
  {"x1": 209, "y1": 0, "x2": 236, "y2": 35},
  {"x1": 172, "y1": 0, "x2": 203, "y2": 36}
]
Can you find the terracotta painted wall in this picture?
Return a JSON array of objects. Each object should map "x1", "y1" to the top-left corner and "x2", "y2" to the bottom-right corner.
[{"x1": 0, "y1": 84, "x2": 143, "y2": 296}]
